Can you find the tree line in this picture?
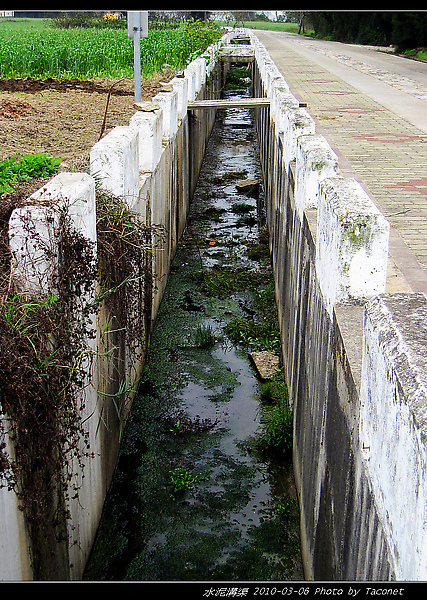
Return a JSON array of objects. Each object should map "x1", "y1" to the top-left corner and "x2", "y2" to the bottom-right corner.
[{"x1": 303, "y1": 12, "x2": 427, "y2": 52}]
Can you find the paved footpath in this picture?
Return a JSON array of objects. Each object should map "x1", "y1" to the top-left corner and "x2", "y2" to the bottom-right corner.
[{"x1": 255, "y1": 30, "x2": 427, "y2": 294}]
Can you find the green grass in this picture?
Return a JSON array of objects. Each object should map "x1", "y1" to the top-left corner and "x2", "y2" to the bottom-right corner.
[
  {"x1": 244, "y1": 21, "x2": 299, "y2": 33},
  {"x1": 402, "y1": 48, "x2": 427, "y2": 61},
  {"x1": 0, "y1": 18, "x2": 47, "y2": 33},
  {"x1": 217, "y1": 20, "x2": 299, "y2": 33},
  {"x1": 192, "y1": 323, "x2": 217, "y2": 348},
  {"x1": 0, "y1": 153, "x2": 61, "y2": 194},
  {"x1": 224, "y1": 317, "x2": 280, "y2": 353},
  {"x1": 0, "y1": 18, "x2": 222, "y2": 79},
  {"x1": 193, "y1": 266, "x2": 268, "y2": 297}
]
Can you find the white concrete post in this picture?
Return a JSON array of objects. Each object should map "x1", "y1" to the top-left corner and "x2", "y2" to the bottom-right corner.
[
  {"x1": 30, "y1": 172, "x2": 97, "y2": 243},
  {"x1": 171, "y1": 76, "x2": 189, "y2": 121},
  {"x1": 283, "y1": 106, "x2": 316, "y2": 170},
  {"x1": 90, "y1": 126, "x2": 139, "y2": 206},
  {"x1": 152, "y1": 90, "x2": 178, "y2": 140},
  {"x1": 316, "y1": 177, "x2": 390, "y2": 316},
  {"x1": 9, "y1": 172, "x2": 101, "y2": 578},
  {"x1": 258, "y1": 52, "x2": 273, "y2": 89},
  {"x1": 360, "y1": 292, "x2": 427, "y2": 580},
  {"x1": 270, "y1": 79, "x2": 290, "y2": 114},
  {"x1": 273, "y1": 89, "x2": 299, "y2": 137},
  {"x1": 265, "y1": 63, "x2": 284, "y2": 99},
  {"x1": 184, "y1": 65, "x2": 196, "y2": 102},
  {"x1": 294, "y1": 134, "x2": 339, "y2": 219},
  {"x1": 9, "y1": 205, "x2": 58, "y2": 294},
  {"x1": 194, "y1": 56, "x2": 207, "y2": 89},
  {"x1": 129, "y1": 107, "x2": 163, "y2": 172},
  {"x1": 204, "y1": 42, "x2": 220, "y2": 76},
  {"x1": 188, "y1": 58, "x2": 202, "y2": 96}
]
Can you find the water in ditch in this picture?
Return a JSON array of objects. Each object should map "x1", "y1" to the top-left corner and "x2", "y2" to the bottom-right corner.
[{"x1": 84, "y1": 79, "x2": 303, "y2": 582}]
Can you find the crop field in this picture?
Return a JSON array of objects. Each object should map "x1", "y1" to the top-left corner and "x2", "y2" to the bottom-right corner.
[
  {"x1": 0, "y1": 18, "x2": 223, "y2": 168},
  {"x1": 0, "y1": 18, "x2": 222, "y2": 79}
]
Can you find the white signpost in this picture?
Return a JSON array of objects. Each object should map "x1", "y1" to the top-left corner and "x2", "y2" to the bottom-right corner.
[{"x1": 127, "y1": 11, "x2": 149, "y2": 103}]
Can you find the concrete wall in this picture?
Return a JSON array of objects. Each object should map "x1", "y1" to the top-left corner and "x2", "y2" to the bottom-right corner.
[
  {"x1": 0, "y1": 37, "x2": 224, "y2": 580},
  {"x1": 250, "y1": 29, "x2": 427, "y2": 581}
]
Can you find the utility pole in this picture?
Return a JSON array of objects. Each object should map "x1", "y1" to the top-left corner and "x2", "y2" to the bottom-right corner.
[{"x1": 128, "y1": 11, "x2": 148, "y2": 103}]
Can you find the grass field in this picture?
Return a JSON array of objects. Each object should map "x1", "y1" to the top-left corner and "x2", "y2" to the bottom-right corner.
[
  {"x1": 230, "y1": 21, "x2": 299, "y2": 33},
  {"x1": 0, "y1": 18, "x2": 222, "y2": 79}
]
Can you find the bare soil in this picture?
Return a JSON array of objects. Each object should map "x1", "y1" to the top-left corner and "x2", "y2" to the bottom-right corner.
[{"x1": 0, "y1": 71, "x2": 175, "y2": 172}]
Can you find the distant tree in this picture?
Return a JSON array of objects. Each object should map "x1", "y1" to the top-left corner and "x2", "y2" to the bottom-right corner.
[
  {"x1": 253, "y1": 12, "x2": 271, "y2": 22},
  {"x1": 276, "y1": 13, "x2": 288, "y2": 23},
  {"x1": 188, "y1": 11, "x2": 211, "y2": 22},
  {"x1": 231, "y1": 11, "x2": 255, "y2": 26},
  {"x1": 391, "y1": 12, "x2": 427, "y2": 52},
  {"x1": 305, "y1": 12, "x2": 394, "y2": 46},
  {"x1": 295, "y1": 11, "x2": 306, "y2": 34}
]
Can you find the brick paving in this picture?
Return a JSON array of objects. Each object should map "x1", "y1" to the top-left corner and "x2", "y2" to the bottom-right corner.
[{"x1": 255, "y1": 31, "x2": 427, "y2": 292}]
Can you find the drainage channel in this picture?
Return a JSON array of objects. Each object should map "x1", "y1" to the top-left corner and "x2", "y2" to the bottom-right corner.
[{"x1": 84, "y1": 75, "x2": 303, "y2": 583}]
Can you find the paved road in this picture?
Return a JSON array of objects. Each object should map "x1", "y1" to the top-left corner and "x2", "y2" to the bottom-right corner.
[{"x1": 254, "y1": 30, "x2": 427, "y2": 293}]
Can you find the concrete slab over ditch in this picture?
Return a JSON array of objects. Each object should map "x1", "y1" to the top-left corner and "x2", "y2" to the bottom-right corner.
[{"x1": 249, "y1": 351, "x2": 280, "y2": 380}]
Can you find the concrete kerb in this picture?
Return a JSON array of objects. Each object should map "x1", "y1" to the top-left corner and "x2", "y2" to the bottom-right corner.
[
  {"x1": 252, "y1": 28, "x2": 392, "y2": 312},
  {"x1": 253, "y1": 30, "x2": 395, "y2": 313}
]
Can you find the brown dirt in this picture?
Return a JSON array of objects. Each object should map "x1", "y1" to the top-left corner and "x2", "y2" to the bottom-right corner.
[{"x1": 0, "y1": 71, "x2": 175, "y2": 172}]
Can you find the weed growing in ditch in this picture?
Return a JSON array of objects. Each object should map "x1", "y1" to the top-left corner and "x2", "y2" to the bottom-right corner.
[
  {"x1": 231, "y1": 202, "x2": 254, "y2": 214},
  {"x1": 193, "y1": 265, "x2": 269, "y2": 297},
  {"x1": 224, "y1": 317, "x2": 280, "y2": 354},
  {"x1": 225, "y1": 66, "x2": 252, "y2": 89},
  {"x1": 96, "y1": 191, "x2": 165, "y2": 357},
  {"x1": 168, "y1": 467, "x2": 210, "y2": 499},
  {"x1": 192, "y1": 323, "x2": 217, "y2": 348},
  {"x1": 258, "y1": 404, "x2": 293, "y2": 455},
  {"x1": 253, "y1": 281, "x2": 279, "y2": 323},
  {"x1": 257, "y1": 371, "x2": 293, "y2": 456}
]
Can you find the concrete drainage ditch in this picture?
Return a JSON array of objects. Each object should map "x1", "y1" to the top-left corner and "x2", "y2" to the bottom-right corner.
[{"x1": 84, "y1": 83, "x2": 303, "y2": 582}]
